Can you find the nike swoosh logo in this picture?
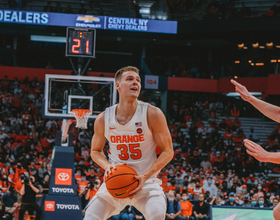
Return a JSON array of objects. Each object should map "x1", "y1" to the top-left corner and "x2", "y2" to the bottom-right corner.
[
  {"x1": 115, "y1": 188, "x2": 130, "y2": 197},
  {"x1": 110, "y1": 127, "x2": 116, "y2": 130}
]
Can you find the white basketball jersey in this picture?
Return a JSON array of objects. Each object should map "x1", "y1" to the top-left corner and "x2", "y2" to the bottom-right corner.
[{"x1": 104, "y1": 101, "x2": 158, "y2": 178}]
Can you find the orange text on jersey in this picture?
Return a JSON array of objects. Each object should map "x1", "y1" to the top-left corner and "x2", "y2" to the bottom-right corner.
[{"x1": 110, "y1": 134, "x2": 145, "y2": 144}]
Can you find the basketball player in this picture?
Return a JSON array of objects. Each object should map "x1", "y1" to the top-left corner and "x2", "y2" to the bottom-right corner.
[
  {"x1": 231, "y1": 79, "x2": 280, "y2": 219},
  {"x1": 84, "y1": 66, "x2": 174, "y2": 220}
]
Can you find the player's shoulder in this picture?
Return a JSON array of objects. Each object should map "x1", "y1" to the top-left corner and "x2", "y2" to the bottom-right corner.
[
  {"x1": 94, "y1": 111, "x2": 105, "y2": 127},
  {"x1": 147, "y1": 104, "x2": 166, "y2": 129},
  {"x1": 147, "y1": 103, "x2": 164, "y2": 117}
]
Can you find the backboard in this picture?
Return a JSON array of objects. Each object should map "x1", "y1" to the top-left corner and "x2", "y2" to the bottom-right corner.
[{"x1": 43, "y1": 74, "x2": 117, "y2": 119}]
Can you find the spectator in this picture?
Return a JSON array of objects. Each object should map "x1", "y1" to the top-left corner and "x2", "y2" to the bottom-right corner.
[
  {"x1": 38, "y1": 161, "x2": 48, "y2": 179},
  {"x1": 40, "y1": 174, "x2": 49, "y2": 194},
  {"x1": 166, "y1": 191, "x2": 182, "y2": 220},
  {"x1": 86, "y1": 166, "x2": 97, "y2": 182},
  {"x1": 242, "y1": 195, "x2": 252, "y2": 207},
  {"x1": 224, "y1": 116, "x2": 233, "y2": 129},
  {"x1": 224, "y1": 128, "x2": 233, "y2": 140},
  {"x1": 179, "y1": 180, "x2": 193, "y2": 195},
  {"x1": 2, "y1": 186, "x2": 19, "y2": 218},
  {"x1": 45, "y1": 119, "x2": 57, "y2": 130},
  {"x1": 0, "y1": 130, "x2": 7, "y2": 141},
  {"x1": 251, "y1": 197, "x2": 258, "y2": 207},
  {"x1": 166, "y1": 179, "x2": 177, "y2": 192},
  {"x1": 203, "y1": 177, "x2": 218, "y2": 197},
  {"x1": 197, "y1": 123, "x2": 206, "y2": 135},
  {"x1": 19, "y1": 176, "x2": 41, "y2": 220},
  {"x1": 0, "y1": 195, "x2": 11, "y2": 220},
  {"x1": 246, "y1": 127, "x2": 258, "y2": 141},
  {"x1": 233, "y1": 117, "x2": 242, "y2": 130},
  {"x1": 195, "y1": 118, "x2": 204, "y2": 129},
  {"x1": 257, "y1": 183, "x2": 265, "y2": 197},
  {"x1": 179, "y1": 193, "x2": 193, "y2": 220},
  {"x1": 193, "y1": 194, "x2": 209, "y2": 220},
  {"x1": 14, "y1": 173, "x2": 24, "y2": 195},
  {"x1": 208, "y1": 108, "x2": 218, "y2": 119},
  {"x1": 79, "y1": 133, "x2": 91, "y2": 146},
  {"x1": 176, "y1": 193, "x2": 182, "y2": 202},
  {"x1": 29, "y1": 161, "x2": 39, "y2": 180},
  {"x1": 215, "y1": 197, "x2": 223, "y2": 206},
  {"x1": 257, "y1": 197, "x2": 266, "y2": 208},
  {"x1": 224, "y1": 192, "x2": 239, "y2": 206},
  {"x1": 268, "y1": 195, "x2": 275, "y2": 207},
  {"x1": 234, "y1": 194, "x2": 244, "y2": 205},
  {"x1": 193, "y1": 181, "x2": 205, "y2": 199},
  {"x1": 175, "y1": 171, "x2": 184, "y2": 187},
  {"x1": 78, "y1": 173, "x2": 88, "y2": 195},
  {"x1": 200, "y1": 157, "x2": 212, "y2": 170},
  {"x1": 271, "y1": 198, "x2": 279, "y2": 208},
  {"x1": 85, "y1": 179, "x2": 100, "y2": 202},
  {"x1": 43, "y1": 164, "x2": 51, "y2": 177}
]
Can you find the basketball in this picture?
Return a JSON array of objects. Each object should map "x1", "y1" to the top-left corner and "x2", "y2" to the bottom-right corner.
[{"x1": 105, "y1": 164, "x2": 139, "y2": 199}]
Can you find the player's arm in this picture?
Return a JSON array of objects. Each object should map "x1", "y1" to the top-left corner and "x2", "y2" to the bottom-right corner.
[
  {"x1": 90, "y1": 112, "x2": 111, "y2": 172},
  {"x1": 231, "y1": 79, "x2": 280, "y2": 123},
  {"x1": 144, "y1": 105, "x2": 174, "y2": 179},
  {"x1": 244, "y1": 139, "x2": 280, "y2": 164},
  {"x1": 130, "y1": 105, "x2": 173, "y2": 195}
]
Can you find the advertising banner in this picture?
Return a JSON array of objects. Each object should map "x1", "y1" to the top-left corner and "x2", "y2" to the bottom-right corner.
[
  {"x1": 49, "y1": 146, "x2": 76, "y2": 196},
  {"x1": 144, "y1": 75, "x2": 159, "y2": 89},
  {"x1": 0, "y1": 10, "x2": 177, "y2": 34},
  {"x1": 212, "y1": 206, "x2": 273, "y2": 220},
  {"x1": 41, "y1": 194, "x2": 83, "y2": 220}
]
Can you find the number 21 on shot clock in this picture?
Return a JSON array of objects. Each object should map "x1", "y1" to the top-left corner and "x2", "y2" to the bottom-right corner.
[{"x1": 65, "y1": 27, "x2": 96, "y2": 58}]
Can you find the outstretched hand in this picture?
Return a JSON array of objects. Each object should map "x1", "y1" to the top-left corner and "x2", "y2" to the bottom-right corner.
[
  {"x1": 231, "y1": 79, "x2": 252, "y2": 102},
  {"x1": 129, "y1": 175, "x2": 147, "y2": 198},
  {"x1": 244, "y1": 139, "x2": 269, "y2": 162}
]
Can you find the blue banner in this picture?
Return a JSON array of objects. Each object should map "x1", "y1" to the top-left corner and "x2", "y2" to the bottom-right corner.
[{"x1": 0, "y1": 10, "x2": 177, "y2": 34}]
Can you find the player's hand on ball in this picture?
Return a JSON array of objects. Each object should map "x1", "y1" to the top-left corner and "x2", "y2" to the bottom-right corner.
[
  {"x1": 244, "y1": 139, "x2": 269, "y2": 162},
  {"x1": 104, "y1": 163, "x2": 126, "y2": 178},
  {"x1": 129, "y1": 174, "x2": 147, "y2": 198},
  {"x1": 231, "y1": 79, "x2": 252, "y2": 102}
]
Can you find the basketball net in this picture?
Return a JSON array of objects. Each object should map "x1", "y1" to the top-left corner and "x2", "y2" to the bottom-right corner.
[{"x1": 70, "y1": 109, "x2": 92, "y2": 129}]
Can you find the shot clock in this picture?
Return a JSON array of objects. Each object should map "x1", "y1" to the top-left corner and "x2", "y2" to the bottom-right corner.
[{"x1": 65, "y1": 27, "x2": 96, "y2": 58}]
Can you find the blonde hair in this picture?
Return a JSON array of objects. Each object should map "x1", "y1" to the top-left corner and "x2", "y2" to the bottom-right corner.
[{"x1": 115, "y1": 66, "x2": 139, "y2": 82}]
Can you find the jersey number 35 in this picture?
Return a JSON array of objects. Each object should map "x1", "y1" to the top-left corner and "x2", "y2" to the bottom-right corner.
[{"x1": 117, "y1": 144, "x2": 142, "y2": 160}]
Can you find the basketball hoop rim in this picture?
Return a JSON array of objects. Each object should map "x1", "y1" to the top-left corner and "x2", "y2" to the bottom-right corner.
[{"x1": 70, "y1": 109, "x2": 92, "y2": 119}]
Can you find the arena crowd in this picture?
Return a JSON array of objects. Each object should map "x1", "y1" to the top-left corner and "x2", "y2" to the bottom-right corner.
[{"x1": 0, "y1": 75, "x2": 278, "y2": 220}]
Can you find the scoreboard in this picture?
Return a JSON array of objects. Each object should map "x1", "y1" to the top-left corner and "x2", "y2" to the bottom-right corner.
[{"x1": 65, "y1": 27, "x2": 96, "y2": 58}]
